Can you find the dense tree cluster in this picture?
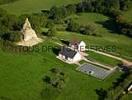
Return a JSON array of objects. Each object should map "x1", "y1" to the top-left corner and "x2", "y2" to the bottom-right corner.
[
  {"x1": 0, "y1": 0, "x2": 131, "y2": 41},
  {"x1": 76, "y1": 0, "x2": 131, "y2": 13},
  {"x1": 0, "y1": 8, "x2": 22, "y2": 42},
  {"x1": 46, "y1": 26, "x2": 57, "y2": 37},
  {"x1": 48, "y1": 0, "x2": 131, "y2": 21},
  {"x1": 43, "y1": 68, "x2": 68, "y2": 90},
  {"x1": 49, "y1": 4, "x2": 76, "y2": 21},
  {"x1": 48, "y1": 0, "x2": 132, "y2": 37},
  {"x1": 115, "y1": 14, "x2": 132, "y2": 37},
  {"x1": 66, "y1": 19, "x2": 98, "y2": 36},
  {"x1": 0, "y1": 8, "x2": 48, "y2": 42}
]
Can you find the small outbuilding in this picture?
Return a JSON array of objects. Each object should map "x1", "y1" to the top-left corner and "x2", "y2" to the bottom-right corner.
[{"x1": 69, "y1": 41, "x2": 86, "y2": 52}]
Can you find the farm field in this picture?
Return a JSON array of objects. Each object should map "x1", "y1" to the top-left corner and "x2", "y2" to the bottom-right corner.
[{"x1": 0, "y1": 0, "x2": 79, "y2": 15}]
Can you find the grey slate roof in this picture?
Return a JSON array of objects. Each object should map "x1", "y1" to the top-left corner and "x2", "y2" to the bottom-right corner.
[{"x1": 59, "y1": 47, "x2": 77, "y2": 59}]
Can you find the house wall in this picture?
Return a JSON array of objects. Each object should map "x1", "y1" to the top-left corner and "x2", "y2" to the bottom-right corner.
[
  {"x1": 68, "y1": 58, "x2": 73, "y2": 62},
  {"x1": 73, "y1": 53, "x2": 82, "y2": 62},
  {"x1": 78, "y1": 41, "x2": 86, "y2": 51},
  {"x1": 59, "y1": 52, "x2": 82, "y2": 63},
  {"x1": 59, "y1": 54, "x2": 65, "y2": 59}
]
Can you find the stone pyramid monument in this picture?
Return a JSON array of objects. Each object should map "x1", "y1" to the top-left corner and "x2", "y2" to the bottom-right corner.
[{"x1": 17, "y1": 18, "x2": 43, "y2": 46}]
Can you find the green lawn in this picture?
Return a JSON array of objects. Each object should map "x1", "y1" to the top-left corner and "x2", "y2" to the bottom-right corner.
[
  {"x1": 0, "y1": 4, "x2": 131, "y2": 100},
  {"x1": 0, "y1": 40, "x2": 122, "y2": 100},
  {"x1": 0, "y1": 0, "x2": 79, "y2": 15},
  {"x1": 57, "y1": 13, "x2": 132, "y2": 60},
  {"x1": 87, "y1": 51, "x2": 121, "y2": 67}
]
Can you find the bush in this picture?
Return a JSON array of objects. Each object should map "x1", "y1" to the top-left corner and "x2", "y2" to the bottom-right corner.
[
  {"x1": 66, "y1": 19, "x2": 80, "y2": 32},
  {"x1": 1, "y1": 31, "x2": 21, "y2": 42},
  {"x1": 80, "y1": 24, "x2": 97, "y2": 35},
  {"x1": 47, "y1": 26, "x2": 57, "y2": 37},
  {"x1": 43, "y1": 68, "x2": 68, "y2": 90}
]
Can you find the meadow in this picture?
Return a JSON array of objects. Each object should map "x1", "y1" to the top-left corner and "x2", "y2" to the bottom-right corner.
[
  {"x1": 0, "y1": 12, "x2": 131, "y2": 100},
  {"x1": 0, "y1": 1, "x2": 132, "y2": 100},
  {"x1": 0, "y1": 0, "x2": 79, "y2": 15},
  {"x1": 0, "y1": 40, "x2": 122, "y2": 100}
]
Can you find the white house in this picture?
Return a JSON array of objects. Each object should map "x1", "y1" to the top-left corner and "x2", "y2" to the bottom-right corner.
[
  {"x1": 58, "y1": 47, "x2": 82, "y2": 63},
  {"x1": 69, "y1": 41, "x2": 86, "y2": 52}
]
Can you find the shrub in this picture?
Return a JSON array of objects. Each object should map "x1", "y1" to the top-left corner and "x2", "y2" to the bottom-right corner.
[
  {"x1": 1, "y1": 31, "x2": 21, "y2": 42},
  {"x1": 80, "y1": 24, "x2": 97, "y2": 35}
]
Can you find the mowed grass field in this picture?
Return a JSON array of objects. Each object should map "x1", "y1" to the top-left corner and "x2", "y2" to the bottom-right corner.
[
  {"x1": 87, "y1": 51, "x2": 121, "y2": 67},
  {"x1": 0, "y1": 40, "x2": 121, "y2": 100},
  {"x1": 0, "y1": 0, "x2": 79, "y2": 15}
]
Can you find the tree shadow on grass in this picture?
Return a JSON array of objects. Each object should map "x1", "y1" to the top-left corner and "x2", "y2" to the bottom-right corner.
[
  {"x1": 95, "y1": 88, "x2": 108, "y2": 100},
  {"x1": 41, "y1": 31, "x2": 48, "y2": 36},
  {"x1": 60, "y1": 39, "x2": 69, "y2": 46},
  {"x1": 52, "y1": 47, "x2": 61, "y2": 56},
  {"x1": 96, "y1": 19, "x2": 120, "y2": 34},
  {"x1": 41, "y1": 87, "x2": 60, "y2": 100},
  {"x1": 0, "y1": 96, "x2": 11, "y2": 100}
]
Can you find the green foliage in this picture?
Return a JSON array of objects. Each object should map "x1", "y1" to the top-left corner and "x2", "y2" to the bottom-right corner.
[
  {"x1": 95, "y1": 88, "x2": 108, "y2": 100},
  {"x1": 66, "y1": 4, "x2": 77, "y2": 15},
  {"x1": 0, "y1": 8, "x2": 18, "y2": 32},
  {"x1": 1, "y1": 31, "x2": 21, "y2": 42},
  {"x1": 49, "y1": 6, "x2": 67, "y2": 21},
  {"x1": 43, "y1": 68, "x2": 68, "y2": 89},
  {"x1": 47, "y1": 26, "x2": 57, "y2": 37},
  {"x1": 29, "y1": 14, "x2": 48, "y2": 33},
  {"x1": 115, "y1": 14, "x2": 132, "y2": 37},
  {"x1": 66, "y1": 19, "x2": 80, "y2": 32},
  {"x1": 49, "y1": 4, "x2": 76, "y2": 21},
  {"x1": 42, "y1": 68, "x2": 68, "y2": 99},
  {"x1": 76, "y1": 0, "x2": 131, "y2": 13},
  {"x1": 80, "y1": 24, "x2": 97, "y2": 35},
  {"x1": 107, "y1": 71, "x2": 132, "y2": 99}
]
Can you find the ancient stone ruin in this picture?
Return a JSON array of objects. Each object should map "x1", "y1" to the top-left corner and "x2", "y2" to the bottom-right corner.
[{"x1": 17, "y1": 18, "x2": 43, "y2": 46}]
